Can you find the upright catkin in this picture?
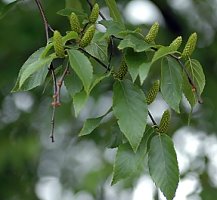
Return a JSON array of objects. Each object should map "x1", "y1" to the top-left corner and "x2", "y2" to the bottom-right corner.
[
  {"x1": 158, "y1": 110, "x2": 170, "y2": 134},
  {"x1": 169, "y1": 36, "x2": 182, "y2": 50},
  {"x1": 89, "y1": 3, "x2": 99, "y2": 24},
  {"x1": 79, "y1": 25, "x2": 96, "y2": 48},
  {"x1": 53, "y1": 31, "x2": 65, "y2": 58},
  {"x1": 70, "y1": 12, "x2": 81, "y2": 34},
  {"x1": 146, "y1": 80, "x2": 160, "y2": 105},
  {"x1": 145, "y1": 22, "x2": 159, "y2": 43},
  {"x1": 182, "y1": 32, "x2": 197, "y2": 58}
]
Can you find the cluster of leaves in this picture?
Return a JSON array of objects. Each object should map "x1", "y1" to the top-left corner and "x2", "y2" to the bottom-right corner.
[{"x1": 12, "y1": 0, "x2": 205, "y2": 199}]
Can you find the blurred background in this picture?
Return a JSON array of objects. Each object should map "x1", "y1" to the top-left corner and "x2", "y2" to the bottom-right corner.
[{"x1": 0, "y1": 0, "x2": 217, "y2": 199}]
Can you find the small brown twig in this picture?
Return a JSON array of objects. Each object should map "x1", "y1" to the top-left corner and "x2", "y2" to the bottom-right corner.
[
  {"x1": 148, "y1": 110, "x2": 158, "y2": 127},
  {"x1": 34, "y1": 0, "x2": 57, "y2": 142},
  {"x1": 34, "y1": 0, "x2": 54, "y2": 42}
]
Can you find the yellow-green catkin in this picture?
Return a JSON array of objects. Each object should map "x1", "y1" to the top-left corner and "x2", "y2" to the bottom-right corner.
[
  {"x1": 145, "y1": 22, "x2": 159, "y2": 43},
  {"x1": 158, "y1": 110, "x2": 170, "y2": 134},
  {"x1": 70, "y1": 12, "x2": 81, "y2": 34},
  {"x1": 53, "y1": 30, "x2": 65, "y2": 58},
  {"x1": 182, "y1": 32, "x2": 197, "y2": 58},
  {"x1": 169, "y1": 36, "x2": 182, "y2": 50},
  {"x1": 146, "y1": 80, "x2": 160, "y2": 105},
  {"x1": 89, "y1": 3, "x2": 99, "y2": 24},
  {"x1": 79, "y1": 25, "x2": 96, "y2": 48},
  {"x1": 113, "y1": 59, "x2": 128, "y2": 80}
]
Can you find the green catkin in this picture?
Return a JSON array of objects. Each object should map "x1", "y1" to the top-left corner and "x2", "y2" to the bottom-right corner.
[
  {"x1": 89, "y1": 3, "x2": 99, "y2": 24},
  {"x1": 53, "y1": 31, "x2": 65, "y2": 58},
  {"x1": 70, "y1": 12, "x2": 81, "y2": 34},
  {"x1": 145, "y1": 22, "x2": 159, "y2": 43},
  {"x1": 112, "y1": 60, "x2": 128, "y2": 80},
  {"x1": 182, "y1": 32, "x2": 197, "y2": 58},
  {"x1": 158, "y1": 110, "x2": 170, "y2": 134},
  {"x1": 79, "y1": 25, "x2": 96, "y2": 48},
  {"x1": 169, "y1": 36, "x2": 182, "y2": 50},
  {"x1": 146, "y1": 80, "x2": 160, "y2": 105}
]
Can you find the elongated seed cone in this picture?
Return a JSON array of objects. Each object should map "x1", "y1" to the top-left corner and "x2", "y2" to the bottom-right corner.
[
  {"x1": 146, "y1": 80, "x2": 160, "y2": 105},
  {"x1": 70, "y1": 12, "x2": 81, "y2": 34},
  {"x1": 89, "y1": 3, "x2": 99, "y2": 23},
  {"x1": 145, "y1": 22, "x2": 159, "y2": 43},
  {"x1": 158, "y1": 110, "x2": 170, "y2": 134},
  {"x1": 169, "y1": 36, "x2": 182, "y2": 50},
  {"x1": 182, "y1": 32, "x2": 197, "y2": 58},
  {"x1": 53, "y1": 30, "x2": 65, "y2": 58},
  {"x1": 79, "y1": 25, "x2": 96, "y2": 48}
]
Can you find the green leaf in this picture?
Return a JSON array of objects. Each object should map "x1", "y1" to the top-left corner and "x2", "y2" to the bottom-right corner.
[
  {"x1": 64, "y1": 68, "x2": 83, "y2": 97},
  {"x1": 85, "y1": 32, "x2": 108, "y2": 62},
  {"x1": 89, "y1": 73, "x2": 110, "y2": 93},
  {"x1": 125, "y1": 48, "x2": 147, "y2": 82},
  {"x1": 0, "y1": 0, "x2": 22, "y2": 20},
  {"x1": 73, "y1": 89, "x2": 88, "y2": 117},
  {"x1": 161, "y1": 57, "x2": 183, "y2": 113},
  {"x1": 152, "y1": 46, "x2": 177, "y2": 64},
  {"x1": 148, "y1": 134, "x2": 179, "y2": 200},
  {"x1": 118, "y1": 34, "x2": 152, "y2": 52},
  {"x1": 113, "y1": 80, "x2": 148, "y2": 152},
  {"x1": 139, "y1": 62, "x2": 152, "y2": 85},
  {"x1": 12, "y1": 47, "x2": 54, "y2": 92},
  {"x1": 12, "y1": 66, "x2": 49, "y2": 92},
  {"x1": 62, "y1": 31, "x2": 79, "y2": 44},
  {"x1": 79, "y1": 117, "x2": 103, "y2": 136},
  {"x1": 105, "y1": 0, "x2": 124, "y2": 26},
  {"x1": 112, "y1": 126, "x2": 155, "y2": 185},
  {"x1": 183, "y1": 72, "x2": 197, "y2": 108},
  {"x1": 100, "y1": 20, "x2": 125, "y2": 38},
  {"x1": 185, "y1": 59, "x2": 205, "y2": 95},
  {"x1": 79, "y1": 110, "x2": 110, "y2": 136},
  {"x1": 57, "y1": 8, "x2": 87, "y2": 18},
  {"x1": 68, "y1": 49, "x2": 93, "y2": 93}
]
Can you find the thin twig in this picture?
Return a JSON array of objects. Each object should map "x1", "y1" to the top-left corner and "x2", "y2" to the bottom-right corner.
[
  {"x1": 34, "y1": 0, "x2": 57, "y2": 142},
  {"x1": 50, "y1": 106, "x2": 56, "y2": 142},
  {"x1": 49, "y1": 64, "x2": 57, "y2": 142},
  {"x1": 107, "y1": 36, "x2": 114, "y2": 71},
  {"x1": 79, "y1": 48, "x2": 109, "y2": 70},
  {"x1": 148, "y1": 110, "x2": 158, "y2": 127},
  {"x1": 56, "y1": 60, "x2": 70, "y2": 105},
  {"x1": 34, "y1": 0, "x2": 53, "y2": 42}
]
